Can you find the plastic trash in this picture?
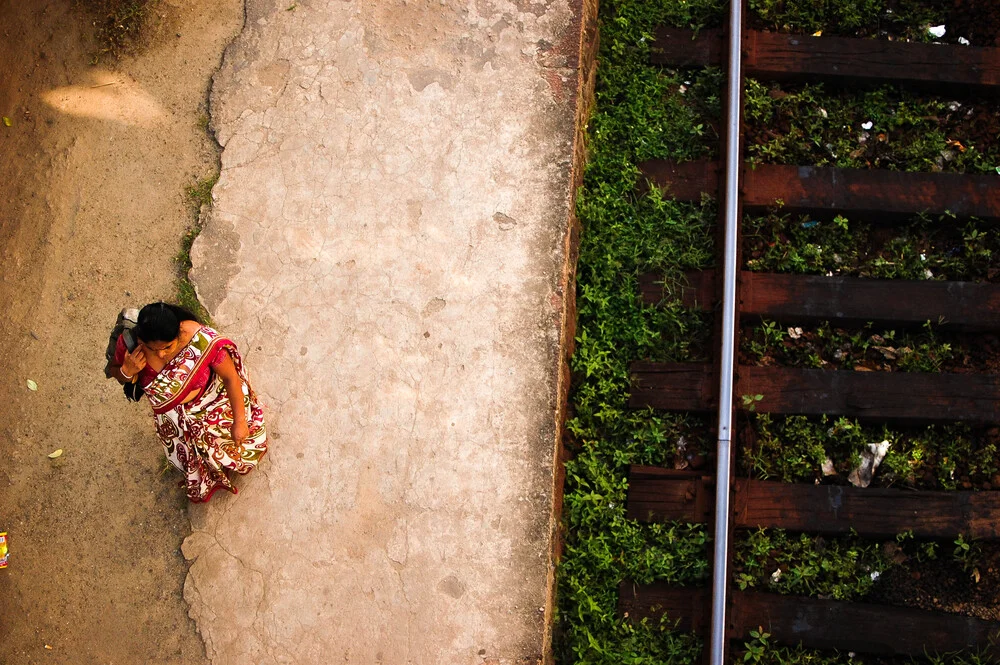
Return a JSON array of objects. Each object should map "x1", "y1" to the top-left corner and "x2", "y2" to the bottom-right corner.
[{"x1": 848, "y1": 440, "x2": 890, "y2": 488}]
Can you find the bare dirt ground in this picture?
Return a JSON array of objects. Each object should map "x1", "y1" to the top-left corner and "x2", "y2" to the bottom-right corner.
[{"x1": 0, "y1": 0, "x2": 241, "y2": 661}]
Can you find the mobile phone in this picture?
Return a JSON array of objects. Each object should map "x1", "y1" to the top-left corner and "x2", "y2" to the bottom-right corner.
[{"x1": 122, "y1": 328, "x2": 138, "y2": 353}]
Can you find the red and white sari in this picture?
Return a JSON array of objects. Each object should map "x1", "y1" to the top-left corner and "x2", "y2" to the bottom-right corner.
[{"x1": 116, "y1": 326, "x2": 267, "y2": 502}]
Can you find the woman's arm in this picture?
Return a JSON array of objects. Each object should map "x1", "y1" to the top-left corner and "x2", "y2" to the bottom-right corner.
[
  {"x1": 113, "y1": 348, "x2": 147, "y2": 385},
  {"x1": 215, "y1": 350, "x2": 249, "y2": 444}
]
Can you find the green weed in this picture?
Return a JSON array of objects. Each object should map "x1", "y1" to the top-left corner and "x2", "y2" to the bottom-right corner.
[
  {"x1": 735, "y1": 529, "x2": 889, "y2": 600},
  {"x1": 743, "y1": 320, "x2": 960, "y2": 373},
  {"x1": 172, "y1": 172, "x2": 218, "y2": 324},
  {"x1": 558, "y1": 1, "x2": 726, "y2": 662},
  {"x1": 744, "y1": 414, "x2": 1000, "y2": 490},
  {"x1": 744, "y1": 81, "x2": 1000, "y2": 173},
  {"x1": 952, "y1": 534, "x2": 982, "y2": 573},
  {"x1": 749, "y1": 0, "x2": 948, "y2": 40},
  {"x1": 186, "y1": 173, "x2": 218, "y2": 211},
  {"x1": 926, "y1": 648, "x2": 995, "y2": 665},
  {"x1": 744, "y1": 212, "x2": 1000, "y2": 282},
  {"x1": 558, "y1": 0, "x2": 995, "y2": 662},
  {"x1": 741, "y1": 630, "x2": 992, "y2": 665}
]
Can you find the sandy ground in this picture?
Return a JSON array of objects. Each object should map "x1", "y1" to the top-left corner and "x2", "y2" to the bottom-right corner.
[
  {"x1": 0, "y1": 0, "x2": 586, "y2": 661},
  {"x1": 0, "y1": 1, "x2": 241, "y2": 662}
]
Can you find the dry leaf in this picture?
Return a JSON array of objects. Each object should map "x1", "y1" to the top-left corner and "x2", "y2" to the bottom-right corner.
[
  {"x1": 26, "y1": 379, "x2": 37, "y2": 391},
  {"x1": 972, "y1": 567, "x2": 981, "y2": 584},
  {"x1": 47, "y1": 449, "x2": 63, "y2": 459}
]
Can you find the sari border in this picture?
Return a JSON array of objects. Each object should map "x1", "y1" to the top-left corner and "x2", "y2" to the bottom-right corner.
[{"x1": 150, "y1": 332, "x2": 236, "y2": 415}]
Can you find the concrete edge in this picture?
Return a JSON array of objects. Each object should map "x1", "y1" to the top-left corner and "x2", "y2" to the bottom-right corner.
[
  {"x1": 543, "y1": 0, "x2": 600, "y2": 661},
  {"x1": 182, "y1": 1, "x2": 249, "y2": 659},
  {"x1": 186, "y1": 0, "x2": 250, "y2": 318}
]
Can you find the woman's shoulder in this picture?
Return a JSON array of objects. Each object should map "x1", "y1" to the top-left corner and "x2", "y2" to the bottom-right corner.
[
  {"x1": 183, "y1": 320, "x2": 217, "y2": 338},
  {"x1": 194, "y1": 325, "x2": 232, "y2": 347}
]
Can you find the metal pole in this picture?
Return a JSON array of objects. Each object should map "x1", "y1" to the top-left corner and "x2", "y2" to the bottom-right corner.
[{"x1": 709, "y1": 0, "x2": 743, "y2": 664}]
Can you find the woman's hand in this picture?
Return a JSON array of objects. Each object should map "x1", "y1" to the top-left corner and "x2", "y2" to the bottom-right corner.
[
  {"x1": 231, "y1": 419, "x2": 250, "y2": 445},
  {"x1": 121, "y1": 348, "x2": 147, "y2": 377},
  {"x1": 216, "y1": 350, "x2": 250, "y2": 445}
]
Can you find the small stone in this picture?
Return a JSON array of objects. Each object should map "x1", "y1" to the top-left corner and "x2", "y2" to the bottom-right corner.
[{"x1": 493, "y1": 212, "x2": 517, "y2": 231}]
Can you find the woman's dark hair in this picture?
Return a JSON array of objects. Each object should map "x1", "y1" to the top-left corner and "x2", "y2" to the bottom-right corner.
[{"x1": 137, "y1": 302, "x2": 201, "y2": 342}]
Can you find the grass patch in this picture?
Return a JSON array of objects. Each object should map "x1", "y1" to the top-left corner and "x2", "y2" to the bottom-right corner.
[
  {"x1": 78, "y1": 0, "x2": 155, "y2": 57},
  {"x1": 742, "y1": 320, "x2": 965, "y2": 373},
  {"x1": 173, "y1": 173, "x2": 218, "y2": 323},
  {"x1": 749, "y1": 0, "x2": 947, "y2": 40},
  {"x1": 563, "y1": 0, "x2": 1000, "y2": 662},
  {"x1": 743, "y1": 414, "x2": 1000, "y2": 490},
  {"x1": 186, "y1": 173, "x2": 218, "y2": 210},
  {"x1": 559, "y1": 1, "x2": 726, "y2": 662},
  {"x1": 744, "y1": 81, "x2": 1000, "y2": 173},
  {"x1": 741, "y1": 631, "x2": 994, "y2": 665},
  {"x1": 745, "y1": 212, "x2": 1000, "y2": 281},
  {"x1": 735, "y1": 528, "x2": 890, "y2": 600}
]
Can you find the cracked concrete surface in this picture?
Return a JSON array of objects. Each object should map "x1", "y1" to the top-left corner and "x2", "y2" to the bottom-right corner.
[{"x1": 186, "y1": 0, "x2": 583, "y2": 662}]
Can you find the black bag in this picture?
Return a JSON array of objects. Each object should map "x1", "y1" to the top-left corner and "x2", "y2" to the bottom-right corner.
[{"x1": 104, "y1": 308, "x2": 144, "y2": 402}]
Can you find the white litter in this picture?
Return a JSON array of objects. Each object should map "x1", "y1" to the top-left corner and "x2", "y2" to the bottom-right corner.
[
  {"x1": 928, "y1": 25, "x2": 946, "y2": 38},
  {"x1": 848, "y1": 440, "x2": 891, "y2": 488},
  {"x1": 958, "y1": 37, "x2": 970, "y2": 45},
  {"x1": 861, "y1": 121, "x2": 873, "y2": 130}
]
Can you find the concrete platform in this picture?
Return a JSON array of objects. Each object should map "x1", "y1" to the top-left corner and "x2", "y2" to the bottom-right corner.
[{"x1": 185, "y1": 0, "x2": 587, "y2": 662}]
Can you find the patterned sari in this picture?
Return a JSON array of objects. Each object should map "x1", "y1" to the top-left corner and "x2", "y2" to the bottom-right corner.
[{"x1": 131, "y1": 326, "x2": 267, "y2": 502}]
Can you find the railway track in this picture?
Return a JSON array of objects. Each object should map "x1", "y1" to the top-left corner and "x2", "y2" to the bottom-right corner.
[{"x1": 615, "y1": 3, "x2": 1000, "y2": 663}]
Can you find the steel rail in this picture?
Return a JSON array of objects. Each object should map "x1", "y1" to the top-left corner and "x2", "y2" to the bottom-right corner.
[{"x1": 709, "y1": 0, "x2": 743, "y2": 664}]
